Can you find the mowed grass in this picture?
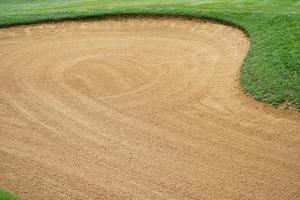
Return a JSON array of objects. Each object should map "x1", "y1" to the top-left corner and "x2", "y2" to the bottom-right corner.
[
  {"x1": 0, "y1": 0, "x2": 299, "y2": 109},
  {"x1": 0, "y1": 188, "x2": 20, "y2": 200}
]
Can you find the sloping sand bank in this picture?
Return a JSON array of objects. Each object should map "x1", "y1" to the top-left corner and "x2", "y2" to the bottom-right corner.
[{"x1": 0, "y1": 18, "x2": 299, "y2": 200}]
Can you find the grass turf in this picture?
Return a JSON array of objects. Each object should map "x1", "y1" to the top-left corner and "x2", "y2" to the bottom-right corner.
[
  {"x1": 0, "y1": 188, "x2": 20, "y2": 200},
  {"x1": 0, "y1": 0, "x2": 299, "y2": 109}
]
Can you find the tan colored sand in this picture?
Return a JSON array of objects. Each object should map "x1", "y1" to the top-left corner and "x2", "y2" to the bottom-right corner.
[{"x1": 0, "y1": 18, "x2": 299, "y2": 200}]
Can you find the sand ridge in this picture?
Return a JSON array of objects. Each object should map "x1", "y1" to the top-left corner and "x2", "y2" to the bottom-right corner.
[{"x1": 0, "y1": 18, "x2": 299, "y2": 200}]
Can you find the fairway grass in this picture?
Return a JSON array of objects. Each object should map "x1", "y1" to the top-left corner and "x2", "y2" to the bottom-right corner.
[
  {"x1": 0, "y1": 188, "x2": 20, "y2": 200},
  {"x1": 0, "y1": 0, "x2": 299, "y2": 110}
]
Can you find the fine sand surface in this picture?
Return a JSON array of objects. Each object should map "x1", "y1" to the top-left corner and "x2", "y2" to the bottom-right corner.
[{"x1": 0, "y1": 18, "x2": 299, "y2": 200}]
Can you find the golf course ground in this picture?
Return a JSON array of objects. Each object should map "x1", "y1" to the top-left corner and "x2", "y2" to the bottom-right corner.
[
  {"x1": 0, "y1": 1, "x2": 299, "y2": 200},
  {"x1": 1, "y1": 0, "x2": 300, "y2": 109}
]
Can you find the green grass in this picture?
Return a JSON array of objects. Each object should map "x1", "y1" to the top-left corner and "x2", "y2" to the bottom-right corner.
[
  {"x1": 0, "y1": 0, "x2": 299, "y2": 109},
  {"x1": 0, "y1": 188, "x2": 20, "y2": 200}
]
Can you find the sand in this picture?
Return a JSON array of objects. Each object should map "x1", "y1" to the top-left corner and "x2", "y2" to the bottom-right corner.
[{"x1": 0, "y1": 18, "x2": 299, "y2": 200}]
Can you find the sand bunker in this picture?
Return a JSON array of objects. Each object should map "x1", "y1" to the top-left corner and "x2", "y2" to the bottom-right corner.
[{"x1": 0, "y1": 18, "x2": 299, "y2": 200}]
